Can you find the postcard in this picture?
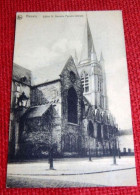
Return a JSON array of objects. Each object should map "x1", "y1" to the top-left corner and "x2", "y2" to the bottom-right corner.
[{"x1": 7, "y1": 11, "x2": 137, "y2": 188}]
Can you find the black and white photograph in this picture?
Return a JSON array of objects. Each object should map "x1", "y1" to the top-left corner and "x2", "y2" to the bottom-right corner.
[{"x1": 7, "y1": 11, "x2": 137, "y2": 187}]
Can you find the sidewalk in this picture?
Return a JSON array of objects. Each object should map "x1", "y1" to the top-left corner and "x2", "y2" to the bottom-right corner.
[{"x1": 7, "y1": 156, "x2": 136, "y2": 176}]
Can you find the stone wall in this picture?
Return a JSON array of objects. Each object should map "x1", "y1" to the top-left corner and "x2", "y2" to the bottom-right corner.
[{"x1": 60, "y1": 57, "x2": 84, "y2": 154}]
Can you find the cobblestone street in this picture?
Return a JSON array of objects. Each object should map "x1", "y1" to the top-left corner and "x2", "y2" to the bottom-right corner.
[{"x1": 7, "y1": 176, "x2": 101, "y2": 188}]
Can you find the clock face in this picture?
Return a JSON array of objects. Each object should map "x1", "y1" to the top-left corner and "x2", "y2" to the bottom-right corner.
[{"x1": 70, "y1": 71, "x2": 76, "y2": 83}]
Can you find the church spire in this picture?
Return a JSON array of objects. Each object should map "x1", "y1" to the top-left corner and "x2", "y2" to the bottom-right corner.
[
  {"x1": 87, "y1": 18, "x2": 96, "y2": 59},
  {"x1": 80, "y1": 15, "x2": 97, "y2": 62}
]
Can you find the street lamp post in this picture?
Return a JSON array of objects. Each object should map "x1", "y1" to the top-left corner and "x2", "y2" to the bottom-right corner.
[{"x1": 13, "y1": 92, "x2": 29, "y2": 157}]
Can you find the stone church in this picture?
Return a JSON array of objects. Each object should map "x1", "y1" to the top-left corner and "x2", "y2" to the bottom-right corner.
[{"x1": 8, "y1": 18, "x2": 118, "y2": 160}]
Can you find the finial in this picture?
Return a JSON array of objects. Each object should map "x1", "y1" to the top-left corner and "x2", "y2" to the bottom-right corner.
[{"x1": 100, "y1": 52, "x2": 104, "y2": 62}]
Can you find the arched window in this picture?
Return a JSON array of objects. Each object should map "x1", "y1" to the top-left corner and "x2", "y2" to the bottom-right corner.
[
  {"x1": 70, "y1": 71, "x2": 76, "y2": 83},
  {"x1": 63, "y1": 134, "x2": 76, "y2": 152},
  {"x1": 88, "y1": 121, "x2": 94, "y2": 137},
  {"x1": 81, "y1": 71, "x2": 89, "y2": 93},
  {"x1": 67, "y1": 87, "x2": 78, "y2": 124},
  {"x1": 97, "y1": 124, "x2": 102, "y2": 141}
]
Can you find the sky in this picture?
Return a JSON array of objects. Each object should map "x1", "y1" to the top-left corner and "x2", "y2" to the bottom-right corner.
[{"x1": 14, "y1": 11, "x2": 133, "y2": 130}]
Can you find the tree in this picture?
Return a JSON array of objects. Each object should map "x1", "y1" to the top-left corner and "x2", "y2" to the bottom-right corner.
[
  {"x1": 88, "y1": 136, "x2": 92, "y2": 161},
  {"x1": 87, "y1": 121, "x2": 94, "y2": 161},
  {"x1": 48, "y1": 146, "x2": 54, "y2": 170},
  {"x1": 102, "y1": 126, "x2": 119, "y2": 165}
]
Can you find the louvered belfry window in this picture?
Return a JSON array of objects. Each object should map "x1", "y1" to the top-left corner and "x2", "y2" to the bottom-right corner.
[{"x1": 81, "y1": 71, "x2": 89, "y2": 93}]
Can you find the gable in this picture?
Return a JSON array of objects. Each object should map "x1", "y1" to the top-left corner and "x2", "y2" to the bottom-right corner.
[
  {"x1": 61, "y1": 56, "x2": 81, "y2": 82},
  {"x1": 31, "y1": 54, "x2": 71, "y2": 86}
]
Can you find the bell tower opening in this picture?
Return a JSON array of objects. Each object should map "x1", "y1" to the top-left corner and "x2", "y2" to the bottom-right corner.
[{"x1": 81, "y1": 71, "x2": 89, "y2": 93}]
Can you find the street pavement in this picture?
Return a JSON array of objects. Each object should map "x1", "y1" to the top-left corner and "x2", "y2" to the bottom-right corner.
[
  {"x1": 7, "y1": 176, "x2": 102, "y2": 188},
  {"x1": 7, "y1": 156, "x2": 137, "y2": 187}
]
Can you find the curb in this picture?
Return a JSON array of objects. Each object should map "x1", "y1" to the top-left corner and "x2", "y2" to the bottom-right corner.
[{"x1": 9, "y1": 167, "x2": 135, "y2": 177}]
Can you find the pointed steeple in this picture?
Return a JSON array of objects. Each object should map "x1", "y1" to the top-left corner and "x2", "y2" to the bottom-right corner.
[
  {"x1": 80, "y1": 15, "x2": 97, "y2": 62},
  {"x1": 87, "y1": 18, "x2": 96, "y2": 59}
]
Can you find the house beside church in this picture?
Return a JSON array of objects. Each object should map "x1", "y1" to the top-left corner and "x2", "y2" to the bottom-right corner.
[{"x1": 8, "y1": 18, "x2": 119, "y2": 160}]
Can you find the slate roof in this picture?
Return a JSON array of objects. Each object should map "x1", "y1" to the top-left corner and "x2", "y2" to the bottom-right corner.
[
  {"x1": 24, "y1": 104, "x2": 51, "y2": 118},
  {"x1": 13, "y1": 63, "x2": 31, "y2": 86},
  {"x1": 31, "y1": 55, "x2": 72, "y2": 86},
  {"x1": 13, "y1": 55, "x2": 73, "y2": 86}
]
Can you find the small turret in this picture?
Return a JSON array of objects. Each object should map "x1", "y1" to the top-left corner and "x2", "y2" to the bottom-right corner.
[{"x1": 100, "y1": 52, "x2": 104, "y2": 65}]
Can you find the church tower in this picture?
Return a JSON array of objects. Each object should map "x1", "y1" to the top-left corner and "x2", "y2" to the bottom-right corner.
[{"x1": 76, "y1": 17, "x2": 108, "y2": 110}]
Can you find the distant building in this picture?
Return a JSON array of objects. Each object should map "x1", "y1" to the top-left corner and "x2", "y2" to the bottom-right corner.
[
  {"x1": 119, "y1": 130, "x2": 135, "y2": 155},
  {"x1": 8, "y1": 18, "x2": 118, "y2": 160}
]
